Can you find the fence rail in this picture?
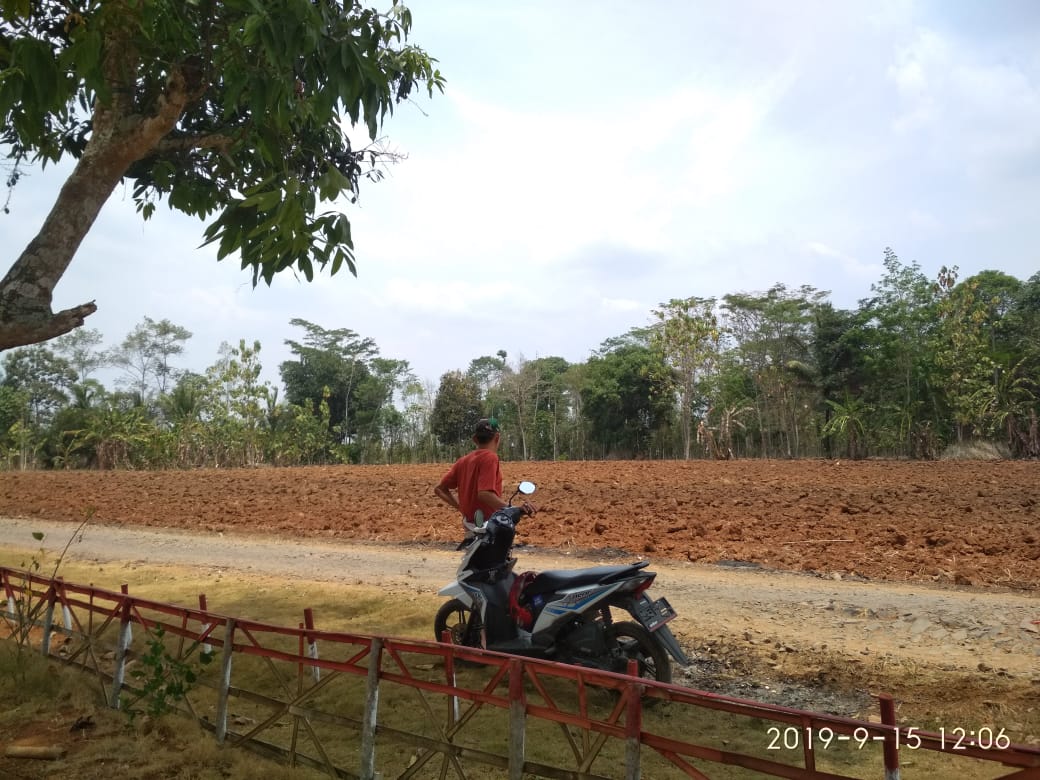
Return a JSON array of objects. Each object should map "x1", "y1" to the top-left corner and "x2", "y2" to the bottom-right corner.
[{"x1": 3, "y1": 566, "x2": 1039, "y2": 779}]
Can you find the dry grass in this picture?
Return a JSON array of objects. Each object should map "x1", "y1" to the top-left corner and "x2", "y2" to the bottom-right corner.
[
  {"x1": 714, "y1": 639, "x2": 1039, "y2": 733},
  {"x1": 0, "y1": 645, "x2": 331, "y2": 779},
  {"x1": 1, "y1": 549, "x2": 1035, "y2": 779}
]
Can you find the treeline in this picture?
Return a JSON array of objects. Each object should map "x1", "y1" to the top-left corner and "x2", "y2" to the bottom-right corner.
[{"x1": 1, "y1": 252, "x2": 1038, "y2": 469}]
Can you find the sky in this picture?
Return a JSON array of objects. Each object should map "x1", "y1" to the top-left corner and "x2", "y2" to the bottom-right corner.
[{"x1": 4, "y1": 0, "x2": 1040, "y2": 392}]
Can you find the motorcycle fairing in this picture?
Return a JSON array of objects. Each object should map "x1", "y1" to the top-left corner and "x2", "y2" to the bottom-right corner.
[
  {"x1": 455, "y1": 575, "x2": 520, "y2": 646},
  {"x1": 531, "y1": 580, "x2": 626, "y2": 634}
]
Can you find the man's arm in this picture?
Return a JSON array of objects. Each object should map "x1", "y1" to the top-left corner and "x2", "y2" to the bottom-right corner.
[
  {"x1": 434, "y1": 484, "x2": 459, "y2": 512},
  {"x1": 476, "y1": 490, "x2": 508, "y2": 511},
  {"x1": 477, "y1": 490, "x2": 537, "y2": 516}
]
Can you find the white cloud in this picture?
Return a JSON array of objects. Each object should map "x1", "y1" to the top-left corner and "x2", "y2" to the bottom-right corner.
[
  {"x1": 806, "y1": 242, "x2": 851, "y2": 262},
  {"x1": 907, "y1": 209, "x2": 942, "y2": 231},
  {"x1": 5, "y1": 2, "x2": 1039, "y2": 389},
  {"x1": 600, "y1": 297, "x2": 643, "y2": 314},
  {"x1": 888, "y1": 28, "x2": 1040, "y2": 174},
  {"x1": 382, "y1": 278, "x2": 499, "y2": 316}
]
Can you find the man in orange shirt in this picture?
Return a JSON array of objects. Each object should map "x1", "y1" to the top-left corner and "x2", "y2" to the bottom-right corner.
[{"x1": 435, "y1": 418, "x2": 533, "y2": 541}]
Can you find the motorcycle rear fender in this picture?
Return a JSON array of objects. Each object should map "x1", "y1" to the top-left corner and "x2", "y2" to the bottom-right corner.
[
  {"x1": 652, "y1": 623, "x2": 690, "y2": 666},
  {"x1": 613, "y1": 595, "x2": 690, "y2": 666}
]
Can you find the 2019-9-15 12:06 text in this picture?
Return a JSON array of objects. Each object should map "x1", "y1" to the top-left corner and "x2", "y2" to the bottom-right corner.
[{"x1": 766, "y1": 725, "x2": 1013, "y2": 751}]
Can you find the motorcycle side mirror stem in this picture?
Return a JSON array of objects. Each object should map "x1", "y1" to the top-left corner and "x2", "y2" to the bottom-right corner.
[{"x1": 508, "y1": 481, "x2": 536, "y2": 504}]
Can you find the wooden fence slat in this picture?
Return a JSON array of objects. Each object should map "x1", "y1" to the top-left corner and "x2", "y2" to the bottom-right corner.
[
  {"x1": 40, "y1": 584, "x2": 55, "y2": 656},
  {"x1": 304, "y1": 607, "x2": 321, "y2": 682},
  {"x1": 108, "y1": 595, "x2": 133, "y2": 709},
  {"x1": 360, "y1": 637, "x2": 383, "y2": 780},
  {"x1": 509, "y1": 658, "x2": 526, "y2": 780},
  {"x1": 624, "y1": 662, "x2": 643, "y2": 780},
  {"x1": 215, "y1": 617, "x2": 236, "y2": 744}
]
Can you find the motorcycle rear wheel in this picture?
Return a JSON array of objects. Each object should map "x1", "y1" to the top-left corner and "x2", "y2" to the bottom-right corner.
[
  {"x1": 434, "y1": 599, "x2": 480, "y2": 647},
  {"x1": 605, "y1": 621, "x2": 672, "y2": 684}
]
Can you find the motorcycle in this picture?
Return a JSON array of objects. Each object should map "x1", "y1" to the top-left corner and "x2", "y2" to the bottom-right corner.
[{"x1": 434, "y1": 481, "x2": 689, "y2": 683}]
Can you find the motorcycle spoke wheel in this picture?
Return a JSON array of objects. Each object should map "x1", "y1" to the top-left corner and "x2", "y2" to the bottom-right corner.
[
  {"x1": 434, "y1": 599, "x2": 479, "y2": 647},
  {"x1": 605, "y1": 621, "x2": 672, "y2": 684}
]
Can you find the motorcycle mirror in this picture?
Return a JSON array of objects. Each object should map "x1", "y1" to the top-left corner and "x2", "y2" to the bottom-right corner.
[{"x1": 517, "y1": 481, "x2": 536, "y2": 495}]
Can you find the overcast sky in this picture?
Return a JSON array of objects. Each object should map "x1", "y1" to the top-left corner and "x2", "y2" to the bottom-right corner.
[{"x1": 6, "y1": 0, "x2": 1039, "y2": 390}]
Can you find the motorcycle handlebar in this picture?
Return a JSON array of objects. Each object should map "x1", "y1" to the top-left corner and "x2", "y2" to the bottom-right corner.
[{"x1": 494, "y1": 506, "x2": 527, "y2": 522}]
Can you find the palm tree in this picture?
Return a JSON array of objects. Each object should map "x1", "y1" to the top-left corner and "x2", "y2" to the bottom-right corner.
[
  {"x1": 823, "y1": 393, "x2": 873, "y2": 459},
  {"x1": 971, "y1": 359, "x2": 1037, "y2": 456}
]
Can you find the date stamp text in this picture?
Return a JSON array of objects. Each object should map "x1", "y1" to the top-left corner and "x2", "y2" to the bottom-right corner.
[{"x1": 766, "y1": 725, "x2": 1012, "y2": 752}]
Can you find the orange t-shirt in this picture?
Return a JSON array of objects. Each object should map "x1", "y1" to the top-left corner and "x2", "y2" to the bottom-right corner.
[{"x1": 439, "y1": 448, "x2": 502, "y2": 523}]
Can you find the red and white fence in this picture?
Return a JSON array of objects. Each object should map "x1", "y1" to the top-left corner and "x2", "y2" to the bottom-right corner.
[{"x1": 3, "y1": 566, "x2": 1039, "y2": 779}]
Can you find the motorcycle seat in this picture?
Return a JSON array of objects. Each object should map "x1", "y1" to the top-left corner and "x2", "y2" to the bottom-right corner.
[{"x1": 526, "y1": 562, "x2": 649, "y2": 596}]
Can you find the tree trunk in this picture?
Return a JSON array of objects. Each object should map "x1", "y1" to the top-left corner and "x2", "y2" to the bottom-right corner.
[
  {"x1": 0, "y1": 142, "x2": 121, "y2": 348},
  {"x1": 1, "y1": 137, "x2": 143, "y2": 348},
  {"x1": 681, "y1": 394, "x2": 692, "y2": 460},
  {"x1": 0, "y1": 58, "x2": 199, "y2": 350}
]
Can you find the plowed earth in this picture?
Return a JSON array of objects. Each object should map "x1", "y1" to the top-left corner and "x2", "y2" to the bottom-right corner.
[
  {"x1": 2, "y1": 459, "x2": 1040, "y2": 774},
  {"x1": 2, "y1": 459, "x2": 1038, "y2": 588}
]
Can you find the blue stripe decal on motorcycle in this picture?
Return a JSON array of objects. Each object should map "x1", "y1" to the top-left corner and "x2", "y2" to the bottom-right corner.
[{"x1": 543, "y1": 591, "x2": 604, "y2": 615}]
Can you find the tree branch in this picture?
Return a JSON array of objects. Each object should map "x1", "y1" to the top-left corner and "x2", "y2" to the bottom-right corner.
[
  {"x1": 154, "y1": 132, "x2": 236, "y2": 155},
  {"x1": 95, "y1": 1, "x2": 140, "y2": 133},
  {"x1": 0, "y1": 301, "x2": 97, "y2": 351},
  {"x1": 119, "y1": 67, "x2": 201, "y2": 158}
]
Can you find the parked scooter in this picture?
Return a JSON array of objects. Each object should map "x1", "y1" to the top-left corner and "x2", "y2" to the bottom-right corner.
[{"x1": 434, "y1": 482, "x2": 689, "y2": 682}]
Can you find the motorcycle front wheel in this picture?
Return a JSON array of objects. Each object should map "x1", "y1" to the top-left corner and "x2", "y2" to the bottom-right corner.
[
  {"x1": 434, "y1": 599, "x2": 480, "y2": 648},
  {"x1": 605, "y1": 621, "x2": 672, "y2": 684}
]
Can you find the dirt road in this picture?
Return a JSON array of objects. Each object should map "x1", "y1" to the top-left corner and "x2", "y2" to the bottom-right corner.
[{"x1": 3, "y1": 515, "x2": 1038, "y2": 733}]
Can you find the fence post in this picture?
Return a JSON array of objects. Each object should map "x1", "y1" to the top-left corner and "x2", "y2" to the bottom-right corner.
[
  {"x1": 120, "y1": 584, "x2": 132, "y2": 643},
  {"x1": 56, "y1": 578, "x2": 72, "y2": 631},
  {"x1": 304, "y1": 607, "x2": 320, "y2": 682},
  {"x1": 625, "y1": 661, "x2": 644, "y2": 780},
  {"x1": 215, "y1": 617, "x2": 237, "y2": 744},
  {"x1": 880, "y1": 694, "x2": 901, "y2": 780},
  {"x1": 442, "y1": 630, "x2": 459, "y2": 724},
  {"x1": 3, "y1": 571, "x2": 15, "y2": 618},
  {"x1": 199, "y1": 594, "x2": 212, "y2": 656},
  {"x1": 108, "y1": 594, "x2": 133, "y2": 709},
  {"x1": 359, "y1": 637, "x2": 383, "y2": 780},
  {"x1": 40, "y1": 584, "x2": 56, "y2": 656},
  {"x1": 508, "y1": 658, "x2": 526, "y2": 780},
  {"x1": 291, "y1": 623, "x2": 305, "y2": 767}
]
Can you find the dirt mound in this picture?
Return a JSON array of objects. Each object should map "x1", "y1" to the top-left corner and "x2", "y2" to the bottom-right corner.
[{"x1": 1, "y1": 459, "x2": 1038, "y2": 589}]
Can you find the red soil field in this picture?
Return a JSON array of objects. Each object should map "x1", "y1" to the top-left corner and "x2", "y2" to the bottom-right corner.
[{"x1": 1, "y1": 459, "x2": 1038, "y2": 589}]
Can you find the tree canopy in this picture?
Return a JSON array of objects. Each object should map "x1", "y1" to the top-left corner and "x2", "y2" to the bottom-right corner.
[
  {"x1": 0, "y1": 255, "x2": 1037, "y2": 470},
  {"x1": 0, "y1": 0, "x2": 443, "y2": 349}
]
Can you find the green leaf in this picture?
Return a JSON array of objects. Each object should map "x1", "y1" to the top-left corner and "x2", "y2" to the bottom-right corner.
[
  {"x1": 31, "y1": 531, "x2": 44, "y2": 541},
  {"x1": 0, "y1": 0, "x2": 31, "y2": 20},
  {"x1": 242, "y1": 13, "x2": 265, "y2": 46},
  {"x1": 316, "y1": 165, "x2": 350, "y2": 201},
  {"x1": 240, "y1": 189, "x2": 282, "y2": 210}
]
